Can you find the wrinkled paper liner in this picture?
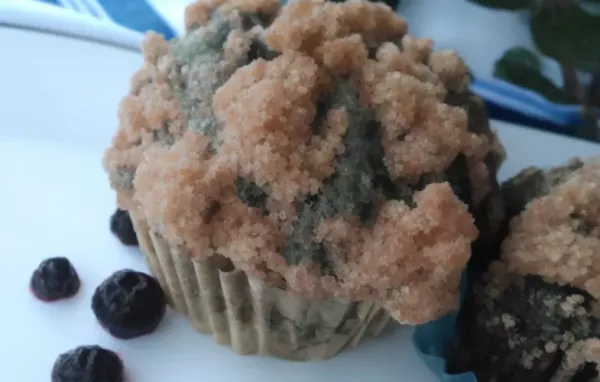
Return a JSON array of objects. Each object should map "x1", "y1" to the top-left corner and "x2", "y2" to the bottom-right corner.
[{"x1": 131, "y1": 215, "x2": 392, "y2": 361}]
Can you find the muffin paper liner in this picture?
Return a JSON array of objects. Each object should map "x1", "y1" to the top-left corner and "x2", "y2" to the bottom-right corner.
[
  {"x1": 131, "y1": 214, "x2": 392, "y2": 361},
  {"x1": 412, "y1": 274, "x2": 477, "y2": 381}
]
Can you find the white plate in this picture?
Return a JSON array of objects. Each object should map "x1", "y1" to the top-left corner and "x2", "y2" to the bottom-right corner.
[{"x1": 0, "y1": 27, "x2": 598, "y2": 382}]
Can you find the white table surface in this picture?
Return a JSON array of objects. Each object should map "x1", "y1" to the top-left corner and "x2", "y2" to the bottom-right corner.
[{"x1": 0, "y1": 27, "x2": 598, "y2": 382}]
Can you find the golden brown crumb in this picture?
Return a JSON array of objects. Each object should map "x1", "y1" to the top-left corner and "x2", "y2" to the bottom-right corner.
[
  {"x1": 372, "y1": 42, "x2": 443, "y2": 87},
  {"x1": 185, "y1": 0, "x2": 279, "y2": 31},
  {"x1": 264, "y1": 0, "x2": 407, "y2": 60},
  {"x1": 317, "y1": 34, "x2": 368, "y2": 75},
  {"x1": 361, "y1": 57, "x2": 483, "y2": 179},
  {"x1": 134, "y1": 130, "x2": 232, "y2": 249},
  {"x1": 502, "y1": 159, "x2": 600, "y2": 298},
  {"x1": 313, "y1": 182, "x2": 478, "y2": 323},
  {"x1": 305, "y1": 107, "x2": 349, "y2": 180},
  {"x1": 357, "y1": 42, "x2": 487, "y2": 181},
  {"x1": 213, "y1": 51, "x2": 332, "y2": 206},
  {"x1": 103, "y1": 32, "x2": 184, "y2": 209},
  {"x1": 140, "y1": 32, "x2": 171, "y2": 64},
  {"x1": 184, "y1": 1, "x2": 216, "y2": 31},
  {"x1": 428, "y1": 50, "x2": 471, "y2": 93},
  {"x1": 219, "y1": 0, "x2": 280, "y2": 18},
  {"x1": 401, "y1": 35, "x2": 434, "y2": 63}
]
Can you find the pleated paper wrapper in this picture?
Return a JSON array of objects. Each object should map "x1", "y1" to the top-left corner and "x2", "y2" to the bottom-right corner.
[{"x1": 131, "y1": 214, "x2": 393, "y2": 361}]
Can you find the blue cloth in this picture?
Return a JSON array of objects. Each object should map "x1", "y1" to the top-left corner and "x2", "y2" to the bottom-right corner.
[
  {"x1": 33, "y1": 0, "x2": 175, "y2": 39},
  {"x1": 412, "y1": 274, "x2": 478, "y2": 381},
  {"x1": 95, "y1": 0, "x2": 175, "y2": 39},
  {"x1": 413, "y1": 313, "x2": 477, "y2": 382},
  {"x1": 471, "y1": 77, "x2": 588, "y2": 129}
]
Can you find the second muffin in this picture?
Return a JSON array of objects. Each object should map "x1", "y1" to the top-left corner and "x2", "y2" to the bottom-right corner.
[{"x1": 450, "y1": 158, "x2": 600, "y2": 381}]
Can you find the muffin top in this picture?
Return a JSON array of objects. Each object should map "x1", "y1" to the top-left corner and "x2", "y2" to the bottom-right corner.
[
  {"x1": 472, "y1": 158, "x2": 600, "y2": 373},
  {"x1": 103, "y1": 0, "x2": 504, "y2": 324},
  {"x1": 501, "y1": 158, "x2": 600, "y2": 299}
]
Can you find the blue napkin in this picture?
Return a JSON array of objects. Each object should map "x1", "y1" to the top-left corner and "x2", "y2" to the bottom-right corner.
[
  {"x1": 34, "y1": 0, "x2": 176, "y2": 39},
  {"x1": 471, "y1": 77, "x2": 585, "y2": 127},
  {"x1": 412, "y1": 275, "x2": 478, "y2": 381},
  {"x1": 413, "y1": 313, "x2": 477, "y2": 382}
]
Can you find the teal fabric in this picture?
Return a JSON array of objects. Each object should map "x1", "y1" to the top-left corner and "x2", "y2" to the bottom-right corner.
[
  {"x1": 412, "y1": 274, "x2": 477, "y2": 381},
  {"x1": 412, "y1": 313, "x2": 477, "y2": 381}
]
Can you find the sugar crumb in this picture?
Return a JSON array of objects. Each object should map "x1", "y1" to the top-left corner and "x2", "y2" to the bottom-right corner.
[{"x1": 502, "y1": 159, "x2": 600, "y2": 298}]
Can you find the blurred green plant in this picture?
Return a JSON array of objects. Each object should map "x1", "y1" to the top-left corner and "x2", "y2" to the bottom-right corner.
[
  {"x1": 494, "y1": 47, "x2": 576, "y2": 104},
  {"x1": 468, "y1": 0, "x2": 600, "y2": 140}
]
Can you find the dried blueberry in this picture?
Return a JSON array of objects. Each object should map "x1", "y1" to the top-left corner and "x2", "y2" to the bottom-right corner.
[
  {"x1": 51, "y1": 345, "x2": 123, "y2": 382},
  {"x1": 30, "y1": 257, "x2": 80, "y2": 302},
  {"x1": 92, "y1": 270, "x2": 166, "y2": 339},
  {"x1": 110, "y1": 209, "x2": 138, "y2": 246}
]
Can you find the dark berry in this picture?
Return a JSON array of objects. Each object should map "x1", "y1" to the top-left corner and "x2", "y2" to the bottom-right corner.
[
  {"x1": 110, "y1": 209, "x2": 138, "y2": 246},
  {"x1": 30, "y1": 257, "x2": 80, "y2": 302},
  {"x1": 92, "y1": 269, "x2": 166, "y2": 339},
  {"x1": 51, "y1": 345, "x2": 123, "y2": 382}
]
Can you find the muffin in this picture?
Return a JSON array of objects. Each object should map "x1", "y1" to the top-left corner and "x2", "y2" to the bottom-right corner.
[
  {"x1": 103, "y1": 0, "x2": 504, "y2": 360},
  {"x1": 449, "y1": 158, "x2": 600, "y2": 381}
]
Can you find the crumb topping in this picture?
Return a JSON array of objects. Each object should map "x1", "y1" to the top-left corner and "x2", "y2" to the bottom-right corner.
[
  {"x1": 184, "y1": 0, "x2": 279, "y2": 31},
  {"x1": 359, "y1": 42, "x2": 488, "y2": 183},
  {"x1": 428, "y1": 50, "x2": 470, "y2": 93},
  {"x1": 103, "y1": 0, "x2": 503, "y2": 324},
  {"x1": 501, "y1": 157, "x2": 584, "y2": 219},
  {"x1": 559, "y1": 339, "x2": 600, "y2": 376},
  {"x1": 501, "y1": 159, "x2": 600, "y2": 298},
  {"x1": 102, "y1": 32, "x2": 184, "y2": 209},
  {"x1": 400, "y1": 35, "x2": 434, "y2": 63},
  {"x1": 213, "y1": 51, "x2": 334, "y2": 206},
  {"x1": 264, "y1": 0, "x2": 407, "y2": 60},
  {"x1": 314, "y1": 183, "x2": 477, "y2": 323}
]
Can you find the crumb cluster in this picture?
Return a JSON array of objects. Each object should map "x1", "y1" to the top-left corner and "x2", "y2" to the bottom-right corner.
[
  {"x1": 502, "y1": 159, "x2": 600, "y2": 299},
  {"x1": 104, "y1": 0, "x2": 504, "y2": 324},
  {"x1": 102, "y1": 32, "x2": 184, "y2": 209}
]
